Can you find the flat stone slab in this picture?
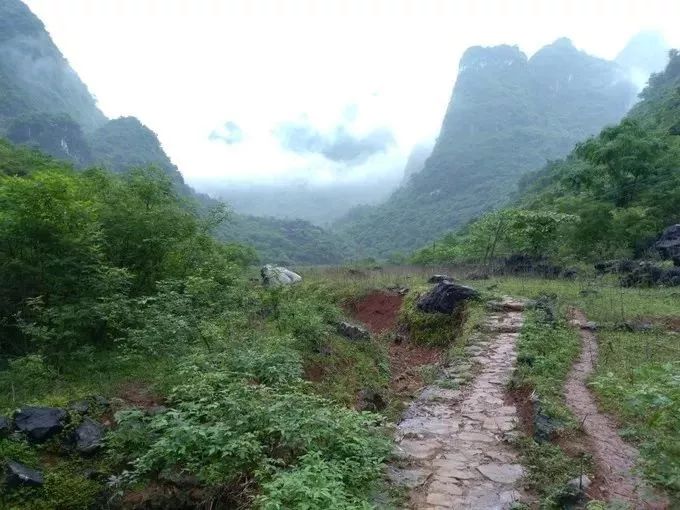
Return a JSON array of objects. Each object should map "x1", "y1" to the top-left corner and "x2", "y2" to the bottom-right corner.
[{"x1": 477, "y1": 463, "x2": 524, "y2": 484}]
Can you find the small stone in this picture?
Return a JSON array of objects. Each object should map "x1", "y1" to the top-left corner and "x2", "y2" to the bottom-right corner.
[
  {"x1": 73, "y1": 417, "x2": 104, "y2": 454},
  {"x1": 337, "y1": 321, "x2": 370, "y2": 341},
  {"x1": 477, "y1": 463, "x2": 524, "y2": 484},
  {"x1": 5, "y1": 460, "x2": 44, "y2": 487},
  {"x1": 567, "y1": 475, "x2": 591, "y2": 492}
]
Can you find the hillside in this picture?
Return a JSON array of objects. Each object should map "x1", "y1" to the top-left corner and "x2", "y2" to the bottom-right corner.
[
  {"x1": 0, "y1": 0, "x2": 105, "y2": 131},
  {"x1": 415, "y1": 49, "x2": 680, "y2": 265},
  {"x1": 0, "y1": 0, "x2": 346, "y2": 265},
  {"x1": 335, "y1": 38, "x2": 642, "y2": 257}
]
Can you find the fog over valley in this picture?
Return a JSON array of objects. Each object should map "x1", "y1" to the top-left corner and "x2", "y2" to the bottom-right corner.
[{"x1": 22, "y1": 0, "x2": 679, "y2": 223}]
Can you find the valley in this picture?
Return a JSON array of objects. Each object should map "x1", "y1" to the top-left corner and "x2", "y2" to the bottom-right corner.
[{"x1": 0, "y1": 1, "x2": 678, "y2": 509}]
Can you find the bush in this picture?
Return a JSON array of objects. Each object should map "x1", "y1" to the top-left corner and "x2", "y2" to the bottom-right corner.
[{"x1": 109, "y1": 342, "x2": 389, "y2": 506}]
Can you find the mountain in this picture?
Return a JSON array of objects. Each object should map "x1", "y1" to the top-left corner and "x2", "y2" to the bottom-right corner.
[
  {"x1": 616, "y1": 31, "x2": 669, "y2": 89},
  {"x1": 0, "y1": 0, "x2": 106, "y2": 131},
  {"x1": 402, "y1": 141, "x2": 434, "y2": 181},
  {"x1": 334, "y1": 38, "x2": 644, "y2": 257},
  {"x1": 416, "y1": 48, "x2": 680, "y2": 265},
  {"x1": 0, "y1": 0, "x2": 348, "y2": 265}
]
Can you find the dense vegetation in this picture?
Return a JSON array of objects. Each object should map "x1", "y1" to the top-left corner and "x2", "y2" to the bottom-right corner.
[
  {"x1": 336, "y1": 38, "x2": 650, "y2": 258},
  {"x1": 414, "y1": 49, "x2": 680, "y2": 265},
  {"x1": 0, "y1": 143, "x2": 392, "y2": 508}
]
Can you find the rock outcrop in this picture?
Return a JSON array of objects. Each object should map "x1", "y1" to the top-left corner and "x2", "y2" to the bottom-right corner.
[
  {"x1": 417, "y1": 282, "x2": 479, "y2": 314},
  {"x1": 655, "y1": 224, "x2": 680, "y2": 265}
]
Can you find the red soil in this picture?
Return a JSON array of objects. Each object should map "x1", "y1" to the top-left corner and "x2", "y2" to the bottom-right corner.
[
  {"x1": 348, "y1": 290, "x2": 443, "y2": 397},
  {"x1": 347, "y1": 291, "x2": 404, "y2": 334}
]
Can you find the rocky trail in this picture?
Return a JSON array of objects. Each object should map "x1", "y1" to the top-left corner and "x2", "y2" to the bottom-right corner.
[
  {"x1": 390, "y1": 298, "x2": 529, "y2": 509},
  {"x1": 567, "y1": 309, "x2": 669, "y2": 509}
]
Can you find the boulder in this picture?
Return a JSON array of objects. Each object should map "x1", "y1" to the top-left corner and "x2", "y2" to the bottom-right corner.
[
  {"x1": 655, "y1": 224, "x2": 680, "y2": 264},
  {"x1": 417, "y1": 281, "x2": 479, "y2": 314},
  {"x1": 5, "y1": 460, "x2": 44, "y2": 487},
  {"x1": 260, "y1": 264, "x2": 302, "y2": 287},
  {"x1": 0, "y1": 416, "x2": 10, "y2": 437},
  {"x1": 14, "y1": 407, "x2": 67, "y2": 443},
  {"x1": 73, "y1": 417, "x2": 104, "y2": 454},
  {"x1": 356, "y1": 389, "x2": 387, "y2": 412},
  {"x1": 337, "y1": 321, "x2": 370, "y2": 341},
  {"x1": 427, "y1": 274, "x2": 453, "y2": 284}
]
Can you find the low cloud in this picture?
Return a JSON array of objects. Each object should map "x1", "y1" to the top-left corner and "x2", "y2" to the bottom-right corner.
[
  {"x1": 209, "y1": 121, "x2": 244, "y2": 145},
  {"x1": 274, "y1": 117, "x2": 395, "y2": 164}
]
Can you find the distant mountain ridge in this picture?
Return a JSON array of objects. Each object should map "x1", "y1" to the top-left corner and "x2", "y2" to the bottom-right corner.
[
  {"x1": 0, "y1": 0, "x2": 349, "y2": 264},
  {"x1": 335, "y1": 37, "x2": 662, "y2": 257}
]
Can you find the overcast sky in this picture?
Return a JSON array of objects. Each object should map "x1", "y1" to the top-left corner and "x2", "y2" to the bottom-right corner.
[{"x1": 24, "y1": 0, "x2": 680, "y2": 190}]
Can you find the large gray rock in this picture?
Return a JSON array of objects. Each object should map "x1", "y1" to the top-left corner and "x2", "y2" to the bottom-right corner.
[
  {"x1": 73, "y1": 417, "x2": 104, "y2": 454},
  {"x1": 14, "y1": 407, "x2": 68, "y2": 443},
  {"x1": 261, "y1": 264, "x2": 302, "y2": 287},
  {"x1": 337, "y1": 321, "x2": 370, "y2": 341},
  {"x1": 5, "y1": 460, "x2": 44, "y2": 487},
  {"x1": 417, "y1": 281, "x2": 479, "y2": 314},
  {"x1": 656, "y1": 224, "x2": 680, "y2": 264}
]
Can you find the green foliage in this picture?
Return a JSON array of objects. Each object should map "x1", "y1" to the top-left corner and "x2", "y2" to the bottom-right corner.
[
  {"x1": 516, "y1": 437, "x2": 586, "y2": 509},
  {"x1": 514, "y1": 306, "x2": 580, "y2": 421},
  {"x1": 593, "y1": 353, "x2": 680, "y2": 493},
  {"x1": 110, "y1": 343, "x2": 389, "y2": 508},
  {"x1": 413, "y1": 209, "x2": 577, "y2": 264},
  {"x1": 399, "y1": 287, "x2": 466, "y2": 346}
]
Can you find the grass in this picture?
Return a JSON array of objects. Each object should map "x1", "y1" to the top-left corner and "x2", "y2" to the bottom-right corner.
[
  {"x1": 514, "y1": 307, "x2": 581, "y2": 422},
  {"x1": 481, "y1": 273, "x2": 680, "y2": 500}
]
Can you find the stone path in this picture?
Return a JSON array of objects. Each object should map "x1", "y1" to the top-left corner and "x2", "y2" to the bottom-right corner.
[
  {"x1": 567, "y1": 309, "x2": 668, "y2": 509},
  {"x1": 391, "y1": 299, "x2": 529, "y2": 509}
]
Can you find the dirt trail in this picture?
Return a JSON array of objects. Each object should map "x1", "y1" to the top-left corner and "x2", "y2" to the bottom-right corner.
[
  {"x1": 567, "y1": 309, "x2": 668, "y2": 509},
  {"x1": 390, "y1": 299, "x2": 529, "y2": 509}
]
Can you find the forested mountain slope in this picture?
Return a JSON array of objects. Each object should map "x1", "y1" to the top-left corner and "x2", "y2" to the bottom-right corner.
[
  {"x1": 0, "y1": 0, "x2": 347, "y2": 264},
  {"x1": 336, "y1": 38, "x2": 644, "y2": 257},
  {"x1": 415, "y1": 49, "x2": 680, "y2": 264}
]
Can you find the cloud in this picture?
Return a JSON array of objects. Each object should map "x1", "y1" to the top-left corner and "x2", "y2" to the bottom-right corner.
[
  {"x1": 273, "y1": 117, "x2": 395, "y2": 164},
  {"x1": 208, "y1": 121, "x2": 244, "y2": 145}
]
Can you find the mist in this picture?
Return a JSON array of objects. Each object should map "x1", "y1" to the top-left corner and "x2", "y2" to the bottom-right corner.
[{"x1": 21, "y1": 0, "x2": 680, "y2": 224}]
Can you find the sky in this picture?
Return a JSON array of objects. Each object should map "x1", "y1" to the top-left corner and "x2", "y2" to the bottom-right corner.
[{"x1": 24, "y1": 0, "x2": 680, "y2": 191}]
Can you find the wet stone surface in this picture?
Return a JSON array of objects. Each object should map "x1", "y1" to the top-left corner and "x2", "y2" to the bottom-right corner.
[{"x1": 390, "y1": 299, "x2": 530, "y2": 509}]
